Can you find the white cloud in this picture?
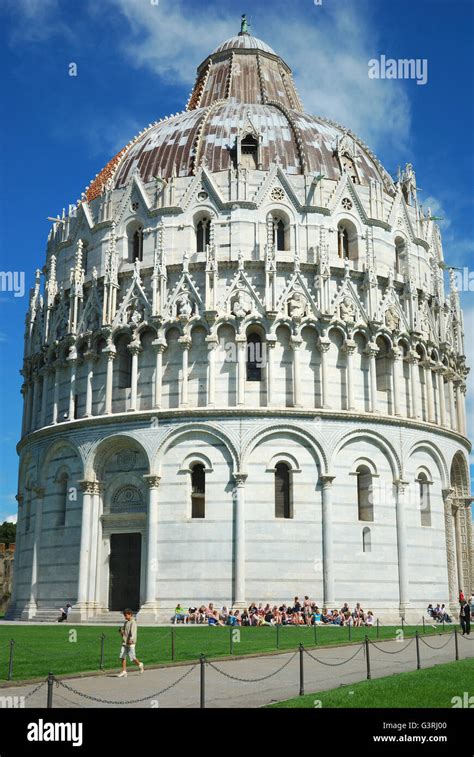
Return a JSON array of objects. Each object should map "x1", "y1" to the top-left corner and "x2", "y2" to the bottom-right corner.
[
  {"x1": 103, "y1": 0, "x2": 411, "y2": 160},
  {"x1": 5, "y1": 515, "x2": 17, "y2": 524},
  {"x1": 5, "y1": 0, "x2": 72, "y2": 43}
]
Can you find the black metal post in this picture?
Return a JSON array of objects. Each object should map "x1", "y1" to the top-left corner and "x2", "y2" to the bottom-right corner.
[
  {"x1": 376, "y1": 618, "x2": 380, "y2": 639},
  {"x1": 229, "y1": 626, "x2": 233, "y2": 656},
  {"x1": 276, "y1": 623, "x2": 280, "y2": 649},
  {"x1": 100, "y1": 634, "x2": 106, "y2": 671},
  {"x1": 299, "y1": 644, "x2": 304, "y2": 696},
  {"x1": 443, "y1": 618, "x2": 445, "y2": 631},
  {"x1": 348, "y1": 622, "x2": 352, "y2": 641},
  {"x1": 7, "y1": 639, "x2": 14, "y2": 681},
  {"x1": 171, "y1": 629, "x2": 175, "y2": 661},
  {"x1": 365, "y1": 636, "x2": 371, "y2": 680},
  {"x1": 200, "y1": 654, "x2": 205, "y2": 708},
  {"x1": 454, "y1": 629, "x2": 459, "y2": 661},
  {"x1": 313, "y1": 624, "x2": 317, "y2": 645},
  {"x1": 415, "y1": 631, "x2": 421, "y2": 670},
  {"x1": 47, "y1": 672, "x2": 54, "y2": 709},
  {"x1": 422, "y1": 616, "x2": 425, "y2": 634},
  {"x1": 401, "y1": 616, "x2": 404, "y2": 631}
]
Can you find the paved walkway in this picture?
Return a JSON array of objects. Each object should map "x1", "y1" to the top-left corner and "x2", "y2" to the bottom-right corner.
[{"x1": 1, "y1": 633, "x2": 472, "y2": 708}]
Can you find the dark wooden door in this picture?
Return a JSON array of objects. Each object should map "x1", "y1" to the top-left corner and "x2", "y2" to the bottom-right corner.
[{"x1": 109, "y1": 533, "x2": 141, "y2": 611}]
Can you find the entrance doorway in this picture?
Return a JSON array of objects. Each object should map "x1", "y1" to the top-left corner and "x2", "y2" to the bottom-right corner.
[{"x1": 108, "y1": 533, "x2": 141, "y2": 611}]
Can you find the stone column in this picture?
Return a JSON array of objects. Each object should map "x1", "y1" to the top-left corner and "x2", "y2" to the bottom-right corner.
[
  {"x1": 318, "y1": 339, "x2": 330, "y2": 409},
  {"x1": 447, "y1": 374, "x2": 456, "y2": 431},
  {"x1": 366, "y1": 343, "x2": 379, "y2": 413},
  {"x1": 67, "y1": 349, "x2": 78, "y2": 421},
  {"x1": 408, "y1": 352, "x2": 420, "y2": 419},
  {"x1": 70, "y1": 480, "x2": 95, "y2": 620},
  {"x1": 152, "y1": 339, "x2": 166, "y2": 409},
  {"x1": 236, "y1": 335, "x2": 246, "y2": 407},
  {"x1": 21, "y1": 384, "x2": 28, "y2": 437},
  {"x1": 31, "y1": 373, "x2": 40, "y2": 431},
  {"x1": 84, "y1": 353, "x2": 95, "y2": 418},
  {"x1": 391, "y1": 347, "x2": 402, "y2": 417},
  {"x1": 424, "y1": 360, "x2": 435, "y2": 422},
  {"x1": 104, "y1": 344, "x2": 116, "y2": 415},
  {"x1": 454, "y1": 381, "x2": 464, "y2": 435},
  {"x1": 178, "y1": 336, "x2": 191, "y2": 408},
  {"x1": 320, "y1": 475, "x2": 335, "y2": 607},
  {"x1": 40, "y1": 368, "x2": 49, "y2": 428},
  {"x1": 265, "y1": 337, "x2": 276, "y2": 407},
  {"x1": 442, "y1": 489, "x2": 459, "y2": 614},
  {"x1": 142, "y1": 475, "x2": 161, "y2": 614},
  {"x1": 25, "y1": 381, "x2": 33, "y2": 434},
  {"x1": 87, "y1": 482, "x2": 101, "y2": 609},
  {"x1": 206, "y1": 337, "x2": 218, "y2": 407},
  {"x1": 290, "y1": 337, "x2": 303, "y2": 408},
  {"x1": 436, "y1": 366, "x2": 447, "y2": 427},
  {"x1": 453, "y1": 501, "x2": 464, "y2": 592},
  {"x1": 394, "y1": 480, "x2": 410, "y2": 618},
  {"x1": 128, "y1": 340, "x2": 142, "y2": 412},
  {"x1": 52, "y1": 361, "x2": 61, "y2": 424},
  {"x1": 233, "y1": 473, "x2": 247, "y2": 608},
  {"x1": 460, "y1": 385, "x2": 468, "y2": 437},
  {"x1": 24, "y1": 486, "x2": 45, "y2": 618},
  {"x1": 343, "y1": 340, "x2": 356, "y2": 411},
  {"x1": 8, "y1": 494, "x2": 23, "y2": 610}
]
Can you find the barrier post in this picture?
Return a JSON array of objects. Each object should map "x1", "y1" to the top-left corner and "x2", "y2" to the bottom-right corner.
[
  {"x1": 314, "y1": 624, "x2": 317, "y2": 645},
  {"x1": 299, "y1": 644, "x2": 304, "y2": 696},
  {"x1": 229, "y1": 627, "x2": 233, "y2": 656},
  {"x1": 276, "y1": 624, "x2": 280, "y2": 650},
  {"x1": 47, "y1": 672, "x2": 54, "y2": 709},
  {"x1": 422, "y1": 616, "x2": 425, "y2": 634},
  {"x1": 171, "y1": 629, "x2": 175, "y2": 661},
  {"x1": 415, "y1": 631, "x2": 421, "y2": 670},
  {"x1": 7, "y1": 639, "x2": 14, "y2": 681},
  {"x1": 200, "y1": 654, "x2": 205, "y2": 708},
  {"x1": 348, "y1": 622, "x2": 352, "y2": 641},
  {"x1": 454, "y1": 629, "x2": 459, "y2": 661},
  {"x1": 100, "y1": 634, "x2": 106, "y2": 671},
  {"x1": 365, "y1": 636, "x2": 371, "y2": 680},
  {"x1": 376, "y1": 618, "x2": 380, "y2": 639}
]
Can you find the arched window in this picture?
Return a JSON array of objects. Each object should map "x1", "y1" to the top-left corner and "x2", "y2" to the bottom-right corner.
[
  {"x1": 338, "y1": 226, "x2": 349, "y2": 259},
  {"x1": 362, "y1": 526, "x2": 371, "y2": 553},
  {"x1": 356, "y1": 465, "x2": 374, "y2": 521},
  {"x1": 341, "y1": 154, "x2": 360, "y2": 184},
  {"x1": 275, "y1": 462, "x2": 292, "y2": 519},
  {"x1": 57, "y1": 472, "x2": 69, "y2": 527},
  {"x1": 417, "y1": 472, "x2": 431, "y2": 527},
  {"x1": 395, "y1": 237, "x2": 405, "y2": 275},
  {"x1": 269, "y1": 214, "x2": 289, "y2": 251},
  {"x1": 247, "y1": 333, "x2": 263, "y2": 381},
  {"x1": 240, "y1": 134, "x2": 259, "y2": 170},
  {"x1": 196, "y1": 218, "x2": 211, "y2": 253},
  {"x1": 132, "y1": 228, "x2": 143, "y2": 262},
  {"x1": 116, "y1": 336, "x2": 132, "y2": 389},
  {"x1": 191, "y1": 463, "x2": 205, "y2": 518}
]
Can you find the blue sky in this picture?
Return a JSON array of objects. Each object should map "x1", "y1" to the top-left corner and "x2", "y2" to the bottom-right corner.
[{"x1": 0, "y1": 0, "x2": 473, "y2": 521}]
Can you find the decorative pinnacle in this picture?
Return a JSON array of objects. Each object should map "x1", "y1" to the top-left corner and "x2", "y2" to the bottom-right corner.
[{"x1": 240, "y1": 13, "x2": 249, "y2": 35}]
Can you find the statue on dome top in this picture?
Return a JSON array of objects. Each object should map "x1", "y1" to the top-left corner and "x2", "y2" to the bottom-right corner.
[{"x1": 240, "y1": 14, "x2": 249, "y2": 34}]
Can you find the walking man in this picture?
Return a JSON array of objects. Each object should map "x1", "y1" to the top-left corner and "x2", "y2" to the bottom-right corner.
[
  {"x1": 460, "y1": 600, "x2": 471, "y2": 636},
  {"x1": 117, "y1": 608, "x2": 144, "y2": 677}
]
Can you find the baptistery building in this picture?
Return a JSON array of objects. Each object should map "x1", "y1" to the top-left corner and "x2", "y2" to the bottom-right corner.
[{"x1": 8, "y1": 22, "x2": 473, "y2": 622}]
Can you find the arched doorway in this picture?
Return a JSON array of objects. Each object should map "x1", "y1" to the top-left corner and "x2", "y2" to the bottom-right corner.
[{"x1": 448, "y1": 453, "x2": 472, "y2": 599}]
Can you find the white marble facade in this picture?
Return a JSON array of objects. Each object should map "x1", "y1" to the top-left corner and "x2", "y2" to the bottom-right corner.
[{"x1": 7, "y1": 29, "x2": 472, "y2": 623}]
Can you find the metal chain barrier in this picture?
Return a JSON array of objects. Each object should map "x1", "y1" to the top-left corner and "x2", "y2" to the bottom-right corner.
[
  {"x1": 369, "y1": 638, "x2": 415, "y2": 654},
  {"x1": 419, "y1": 633, "x2": 454, "y2": 650},
  {"x1": 303, "y1": 643, "x2": 364, "y2": 666},
  {"x1": 23, "y1": 680, "x2": 46, "y2": 701},
  {"x1": 204, "y1": 650, "x2": 298, "y2": 683},
  {"x1": 54, "y1": 663, "x2": 197, "y2": 705}
]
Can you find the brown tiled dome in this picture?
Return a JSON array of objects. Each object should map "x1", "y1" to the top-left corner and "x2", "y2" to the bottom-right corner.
[{"x1": 85, "y1": 30, "x2": 394, "y2": 201}]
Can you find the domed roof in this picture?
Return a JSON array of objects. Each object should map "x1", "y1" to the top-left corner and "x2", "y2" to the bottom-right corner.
[
  {"x1": 212, "y1": 33, "x2": 277, "y2": 56},
  {"x1": 85, "y1": 24, "x2": 394, "y2": 201}
]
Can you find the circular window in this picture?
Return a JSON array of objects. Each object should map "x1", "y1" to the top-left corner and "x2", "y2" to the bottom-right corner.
[
  {"x1": 341, "y1": 197, "x2": 353, "y2": 211},
  {"x1": 131, "y1": 201, "x2": 139, "y2": 212},
  {"x1": 271, "y1": 187, "x2": 285, "y2": 201},
  {"x1": 198, "y1": 191, "x2": 208, "y2": 201}
]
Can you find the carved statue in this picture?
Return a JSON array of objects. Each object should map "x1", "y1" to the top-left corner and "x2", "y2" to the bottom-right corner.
[
  {"x1": 385, "y1": 305, "x2": 400, "y2": 332},
  {"x1": 232, "y1": 292, "x2": 250, "y2": 319},
  {"x1": 288, "y1": 290, "x2": 306, "y2": 320},
  {"x1": 177, "y1": 291, "x2": 193, "y2": 320},
  {"x1": 339, "y1": 295, "x2": 356, "y2": 324}
]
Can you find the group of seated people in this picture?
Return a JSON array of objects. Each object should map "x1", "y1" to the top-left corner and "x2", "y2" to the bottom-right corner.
[
  {"x1": 426, "y1": 603, "x2": 453, "y2": 623},
  {"x1": 172, "y1": 597, "x2": 375, "y2": 627}
]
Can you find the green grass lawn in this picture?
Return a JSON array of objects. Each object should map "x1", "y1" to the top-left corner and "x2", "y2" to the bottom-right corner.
[
  {"x1": 0, "y1": 622, "x2": 456, "y2": 682},
  {"x1": 268, "y1": 657, "x2": 474, "y2": 708}
]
